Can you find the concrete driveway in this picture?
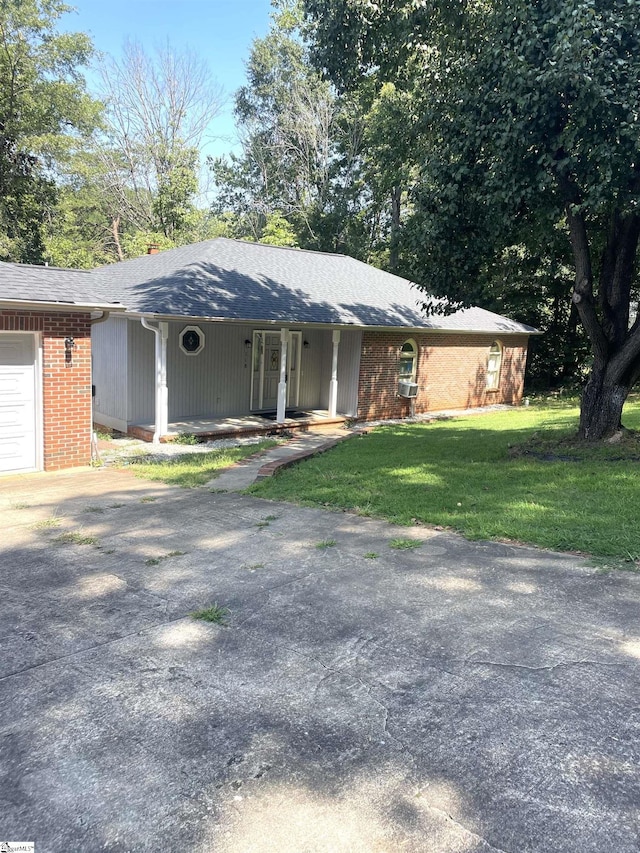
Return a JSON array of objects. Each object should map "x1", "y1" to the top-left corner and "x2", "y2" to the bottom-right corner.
[{"x1": 1, "y1": 468, "x2": 640, "y2": 853}]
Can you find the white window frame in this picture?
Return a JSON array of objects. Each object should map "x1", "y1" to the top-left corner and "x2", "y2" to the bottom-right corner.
[
  {"x1": 399, "y1": 338, "x2": 418, "y2": 383},
  {"x1": 486, "y1": 341, "x2": 502, "y2": 391},
  {"x1": 179, "y1": 325, "x2": 205, "y2": 356}
]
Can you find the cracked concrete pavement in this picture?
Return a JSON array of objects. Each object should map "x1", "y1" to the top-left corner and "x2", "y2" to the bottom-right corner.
[{"x1": 1, "y1": 467, "x2": 640, "y2": 852}]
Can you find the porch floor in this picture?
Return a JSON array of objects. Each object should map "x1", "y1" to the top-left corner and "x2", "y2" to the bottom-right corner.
[{"x1": 129, "y1": 409, "x2": 348, "y2": 443}]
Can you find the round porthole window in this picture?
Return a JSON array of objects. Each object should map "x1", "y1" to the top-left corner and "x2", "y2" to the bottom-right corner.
[{"x1": 180, "y1": 325, "x2": 205, "y2": 356}]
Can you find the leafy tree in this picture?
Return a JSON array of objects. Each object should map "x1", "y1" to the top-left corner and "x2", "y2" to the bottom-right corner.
[
  {"x1": 212, "y1": 1, "x2": 335, "y2": 243},
  {"x1": 212, "y1": 0, "x2": 398, "y2": 261},
  {"x1": 305, "y1": 0, "x2": 640, "y2": 439},
  {"x1": 258, "y1": 212, "x2": 299, "y2": 246},
  {"x1": 97, "y1": 39, "x2": 222, "y2": 257},
  {"x1": 0, "y1": 0, "x2": 101, "y2": 262}
]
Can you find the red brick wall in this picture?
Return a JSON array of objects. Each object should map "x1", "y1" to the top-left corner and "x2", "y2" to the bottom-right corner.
[
  {"x1": 357, "y1": 331, "x2": 529, "y2": 421},
  {"x1": 0, "y1": 310, "x2": 92, "y2": 470}
]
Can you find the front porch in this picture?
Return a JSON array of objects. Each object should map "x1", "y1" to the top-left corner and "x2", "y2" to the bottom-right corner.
[{"x1": 128, "y1": 409, "x2": 348, "y2": 443}]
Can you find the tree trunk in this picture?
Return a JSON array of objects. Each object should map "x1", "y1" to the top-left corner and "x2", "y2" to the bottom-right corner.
[
  {"x1": 389, "y1": 186, "x2": 401, "y2": 272},
  {"x1": 578, "y1": 367, "x2": 628, "y2": 440},
  {"x1": 112, "y1": 216, "x2": 124, "y2": 262}
]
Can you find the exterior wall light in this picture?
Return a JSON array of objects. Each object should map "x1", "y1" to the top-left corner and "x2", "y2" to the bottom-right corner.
[{"x1": 64, "y1": 336, "x2": 75, "y2": 364}]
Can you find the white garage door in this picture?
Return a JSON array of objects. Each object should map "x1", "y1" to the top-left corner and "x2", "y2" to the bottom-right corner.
[{"x1": 0, "y1": 333, "x2": 39, "y2": 474}]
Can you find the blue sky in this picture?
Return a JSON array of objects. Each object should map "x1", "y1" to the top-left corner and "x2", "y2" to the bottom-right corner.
[{"x1": 61, "y1": 0, "x2": 274, "y2": 158}]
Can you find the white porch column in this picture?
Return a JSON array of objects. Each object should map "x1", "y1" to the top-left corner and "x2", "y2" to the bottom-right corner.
[
  {"x1": 141, "y1": 319, "x2": 169, "y2": 443},
  {"x1": 277, "y1": 328, "x2": 289, "y2": 423},
  {"x1": 328, "y1": 329, "x2": 340, "y2": 417},
  {"x1": 157, "y1": 321, "x2": 169, "y2": 440}
]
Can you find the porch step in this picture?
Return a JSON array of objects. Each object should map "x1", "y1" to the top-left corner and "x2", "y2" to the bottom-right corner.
[{"x1": 128, "y1": 415, "x2": 347, "y2": 444}]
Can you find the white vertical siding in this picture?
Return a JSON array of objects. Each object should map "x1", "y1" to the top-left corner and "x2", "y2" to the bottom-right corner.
[
  {"x1": 336, "y1": 329, "x2": 362, "y2": 417},
  {"x1": 298, "y1": 329, "x2": 331, "y2": 409},
  {"x1": 299, "y1": 328, "x2": 361, "y2": 415},
  {"x1": 92, "y1": 316, "x2": 128, "y2": 426},
  {"x1": 124, "y1": 319, "x2": 364, "y2": 425},
  {"x1": 167, "y1": 321, "x2": 255, "y2": 418},
  {"x1": 128, "y1": 320, "x2": 155, "y2": 425}
]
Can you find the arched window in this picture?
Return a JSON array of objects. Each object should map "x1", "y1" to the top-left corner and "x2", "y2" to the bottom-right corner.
[
  {"x1": 486, "y1": 341, "x2": 502, "y2": 390},
  {"x1": 399, "y1": 339, "x2": 418, "y2": 382}
]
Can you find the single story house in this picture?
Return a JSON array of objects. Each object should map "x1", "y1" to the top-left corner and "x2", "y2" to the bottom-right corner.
[
  {"x1": 87, "y1": 238, "x2": 537, "y2": 441},
  {"x1": 0, "y1": 262, "x2": 124, "y2": 474},
  {"x1": 0, "y1": 237, "x2": 537, "y2": 473}
]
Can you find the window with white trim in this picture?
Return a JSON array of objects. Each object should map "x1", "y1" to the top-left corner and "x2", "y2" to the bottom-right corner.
[
  {"x1": 486, "y1": 341, "x2": 502, "y2": 390},
  {"x1": 179, "y1": 325, "x2": 205, "y2": 356},
  {"x1": 399, "y1": 339, "x2": 418, "y2": 382}
]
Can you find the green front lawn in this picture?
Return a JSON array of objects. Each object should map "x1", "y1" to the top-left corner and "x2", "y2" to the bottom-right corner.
[
  {"x1": 123, "y1": 441, "x2": 278, "y2": 488},
  {"x1": 249, "y1": 401, "x2": 640, "y2": 559}
]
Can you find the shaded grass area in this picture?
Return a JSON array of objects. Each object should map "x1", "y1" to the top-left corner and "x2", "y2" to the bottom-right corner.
[
  {"x1": 191, "y1": 603, "x2": 230, "y2": 625},
  {"x1": 250, "y1": 401, "x2": 640, "y2": 558},
  {"x1": 123, "y1": 441, "x2": 278, "y2": 488}
]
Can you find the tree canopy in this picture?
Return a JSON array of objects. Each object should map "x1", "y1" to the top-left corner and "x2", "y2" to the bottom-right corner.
[
  {"x1": 96, "y1": 40, "x2": 223, "y2": 258},
  {"x1": 304, "y1": 0, "x2": 640, "y2": 438},
  {"x1": 210, "y1": 0, "x2": 405, "y2": 264},
  {"x1": 4, "y1": 0, "x2": 640, "y2": 434},
  {"x1": 0, "y1": 0, "x2": 101, "y2": 262}
]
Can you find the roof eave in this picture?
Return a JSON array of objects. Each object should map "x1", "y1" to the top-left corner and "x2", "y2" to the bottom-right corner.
[
  {"x1": 127, "y1": 310, "x2": 539, "y2": 335},
  {"x1": 0, "y1": 298, "x2": 127, "y2": 313}
]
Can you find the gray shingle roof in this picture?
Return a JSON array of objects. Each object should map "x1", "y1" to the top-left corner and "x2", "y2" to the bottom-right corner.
[
  {"x1": 90, "y1": 238, "x2": 535, "y2": 333},
  {"x1": 0, "y1": 261, "x2": 123, "y2": 308},
  {"x1": 1, "y1": 240, "x2": 536, "y2": 334}
]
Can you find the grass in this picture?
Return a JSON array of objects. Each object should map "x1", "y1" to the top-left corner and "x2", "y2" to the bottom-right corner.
[
  {"x1": 249, "y1": 398, "x2": 640, "y2": 559},
  {"x1": 124, "y1": 441, "x2": 278, "y2": 488},
  {"x1": 32, "y1": 516, "x2": 61, "y2": 530},
  {"x1": 363, "y1": 552, "x2": 379, "y2": 559},
  {"x1": 54, "y1": 531, "x2": 99, "y2": 546},
  {"x1": 315, "y1": 538, "x2": 337, "y2": 549},
  {"x1": 256, "y1": 515, "x2": 280, "y2": 529},
  {"x1": 172, "y1": 432, "x2": 199, "y2": 445},
  {"x1": 389, "y1": 538, "x2": 422, "y2": 550},
  {"x1": 145, "y1": 550, "x2": 186, "y2": 566},
  {"x1": 588, "y1": 555, "x2": 640, "y2": 575},
  {"x1": 191, "y1": 603, "x2": 230, "y2": 625}
]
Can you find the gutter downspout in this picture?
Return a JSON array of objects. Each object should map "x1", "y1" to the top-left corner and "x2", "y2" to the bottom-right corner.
[
  {"x1": 90, "y1": 310, "x2": 111, "y2": 326},
  {"x1": 141, "y1": 318, "x2": 169, "y2": 443}
]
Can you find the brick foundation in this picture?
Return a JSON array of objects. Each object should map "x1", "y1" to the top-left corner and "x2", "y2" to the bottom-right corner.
[
  {"x1": 357, "y1": 331, "x2": 529, "y2": 421},
  {"x1": 0, "y1": 310, "x2": 92, "y2": 470}
]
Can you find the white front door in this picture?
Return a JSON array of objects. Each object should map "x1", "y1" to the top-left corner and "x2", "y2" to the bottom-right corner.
[
  {"x1": 251, "y1": 330, "x2": 301, "y2": 411},
  {"x1": 0, "y1": 333, "x2": 39, "y2": 473}
]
